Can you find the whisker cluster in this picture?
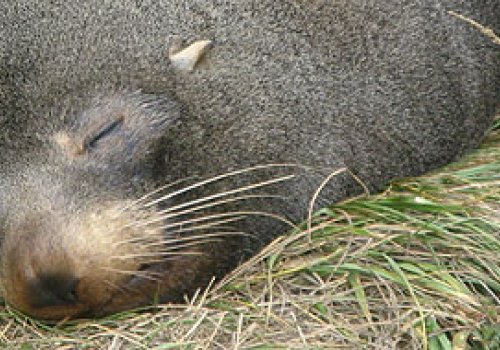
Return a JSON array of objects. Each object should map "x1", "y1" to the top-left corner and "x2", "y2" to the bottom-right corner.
[{"x1": 110, "y1": 165, "x2": 299, "y2": 278}]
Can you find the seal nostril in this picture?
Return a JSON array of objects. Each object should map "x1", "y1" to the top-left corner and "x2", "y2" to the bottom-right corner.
[{"x1": 28, "y1": 274, "x2": 80, "y2": 308}]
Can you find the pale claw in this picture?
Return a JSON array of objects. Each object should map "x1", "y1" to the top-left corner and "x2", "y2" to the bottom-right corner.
[{"x1": 169, "y1": 39, "x2": 213, "y2": 72}]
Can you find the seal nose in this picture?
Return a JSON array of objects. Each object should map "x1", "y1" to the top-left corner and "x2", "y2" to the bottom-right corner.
[{"x1": 28, "y1": 274, "x2": 80, "y2": 308}]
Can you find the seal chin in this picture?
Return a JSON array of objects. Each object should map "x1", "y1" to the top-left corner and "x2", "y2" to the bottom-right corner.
[{"x1": 0, "y1": 202, "x2": 172, "y2": 320}]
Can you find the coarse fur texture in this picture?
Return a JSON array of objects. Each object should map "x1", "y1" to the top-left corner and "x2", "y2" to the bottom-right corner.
[{"x1": 0, "y1": 0, "x2": 498, "y2": 320}]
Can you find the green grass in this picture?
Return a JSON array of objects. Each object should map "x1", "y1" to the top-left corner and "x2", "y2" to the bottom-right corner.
[{"x1": 0, "y1": 123, "x2": 498, "y2": 349}]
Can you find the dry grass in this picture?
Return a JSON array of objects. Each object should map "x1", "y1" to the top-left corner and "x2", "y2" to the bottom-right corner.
[{"x1": 0, "y1": 121, "x2": 499, "y2": 349}]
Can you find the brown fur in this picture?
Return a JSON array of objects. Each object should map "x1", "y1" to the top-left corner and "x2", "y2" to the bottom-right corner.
[{"x1": 0, "y1": 0, "x2": 498, "y2": 320}]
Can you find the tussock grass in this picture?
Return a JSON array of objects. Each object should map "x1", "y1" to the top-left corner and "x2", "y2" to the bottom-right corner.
[{"x1": 0, "y1": 122, "x2": 498, "y2": 349}]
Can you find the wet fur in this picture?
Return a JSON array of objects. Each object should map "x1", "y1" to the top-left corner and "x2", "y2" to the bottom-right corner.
[{"x1": 0, "y1": 0, "x2": 498, "y2": 320}]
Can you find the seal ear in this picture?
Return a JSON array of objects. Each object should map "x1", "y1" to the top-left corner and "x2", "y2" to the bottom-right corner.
[
  {"x1": 53, "y1": 91, "x2": 180, "y2": 167},
  {"x1": 168, "y1": 39, "x2": 213, "y2": 72}
]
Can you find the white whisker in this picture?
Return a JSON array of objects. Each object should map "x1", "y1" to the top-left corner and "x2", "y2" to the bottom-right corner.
[
  {"x1": 118, "y1": 176, "x2": 194, "y2": 212},
  {"x1": 112, "y1": 251, "x2": 203, "y2": 259},
  {"x1": 133, "y1": 194, "x2": 282, "y2": 230},
  {"x1": 152, "y1": 238, "x2": 222, "y2": 252},
  {"x1": 129, "y1": 207, "x2": 296, "y2": 231},
  {"x1": 128, "y1": 211, "x2": 245, "y2": 229},
  {"x1": 113, "y1": 220, "x2": 244, "y2": 248},
  {"x1": 141, "y1": 164, "x2": 297, "y2": 209},
  {"x1": 165, "y1": 217, "x2": 244, "y2": 235},
  {"x1": 155, "y1": 194, "x2": 283, "y2": 219},
  {"x1": 112, "y1": 234, "x2": 164, "y2": 248},
  {"x1": 113, "y1": 224, "x2": 247, "y2": 249},
  {"x1": 100, "y1": 267, "x2": 162, "y2": 281},
  {"x1": 138, "y1": 231, "x2": 248, "y2": 248},
  {"x1": 145, "y1": 175, "x2": 292, "y2": 214},
  {"x1": 114, "y1": 217, "x2": 245, "y2": 248}
]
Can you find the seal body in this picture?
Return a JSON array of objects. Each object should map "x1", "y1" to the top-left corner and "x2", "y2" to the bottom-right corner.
[{"x1": 0, "y1": 0, "x2": 498, "y2": 320}]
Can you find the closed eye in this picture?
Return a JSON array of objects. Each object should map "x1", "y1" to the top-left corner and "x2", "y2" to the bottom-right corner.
[{"x1": 83, "y1": 116, "x2": 124, "y2": 151}]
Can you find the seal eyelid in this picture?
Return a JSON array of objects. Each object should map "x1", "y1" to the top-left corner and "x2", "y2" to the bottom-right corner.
[
  {"x1": 54, "y1": 115, "x2": 126, "y2": 157},
  {"x1": 82, "y1": 115, "x2": 125, "y2": 151}
]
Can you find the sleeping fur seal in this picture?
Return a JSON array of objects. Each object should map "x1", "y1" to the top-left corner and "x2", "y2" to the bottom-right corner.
[{"x1": 0, "y1": 0, "x2": 498, "y2": 320}]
